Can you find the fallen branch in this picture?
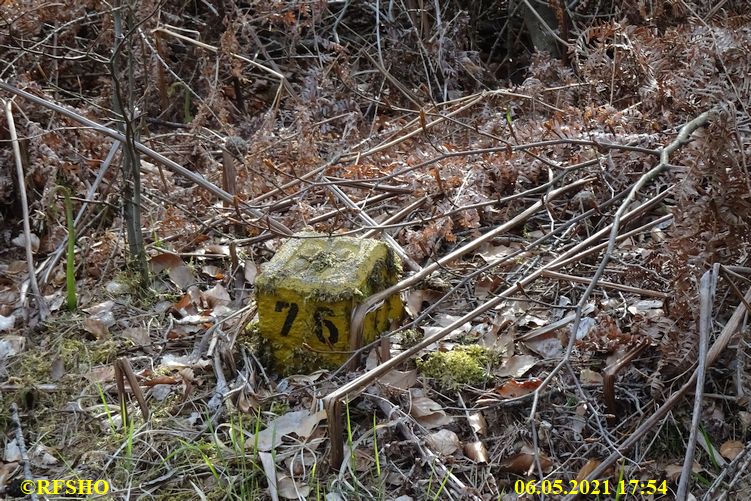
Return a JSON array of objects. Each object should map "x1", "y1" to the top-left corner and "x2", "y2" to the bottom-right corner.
[
  {"x1": 563, "y1": 284, "x2": 751, "y2": 499},
  {"x1": 0, "y1": 80, "x2": 292, "y2": 237}
]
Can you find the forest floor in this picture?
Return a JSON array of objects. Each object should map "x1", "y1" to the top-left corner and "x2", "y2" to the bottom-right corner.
[{"x1": 1, "y1": 1, "x2": 751, "y2": 500}]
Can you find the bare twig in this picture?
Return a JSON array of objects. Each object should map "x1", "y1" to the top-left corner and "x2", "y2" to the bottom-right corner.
[
  {"x1": 565, "y1": 284, "x2": 751, "y2": 498},
  {"x1": 0, "y1": 79, "x2": 292, "y2": 236},
  {"x1": 9, "y1": 403, "x2": 38, "y2": 501},
  {"x1": 677, "y1": 265, "x2": 717, "y2": 498},
  {"x1": 3, "y1": 98, "x2": 49, "y2": 322},
  {"x1": 534, "y1": 109, "x2": 713, "y2": 481}
]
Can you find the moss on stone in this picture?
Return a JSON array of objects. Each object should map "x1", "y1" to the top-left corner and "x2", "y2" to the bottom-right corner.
[{"x1": 417, "y1": 345, "x2": 497, "y2": 390}]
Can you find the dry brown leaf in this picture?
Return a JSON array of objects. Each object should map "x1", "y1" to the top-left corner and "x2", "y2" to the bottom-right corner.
[
  {"x1": 277, "y1": 475, "x2": 310, "y2": 499},
  {"x1": 576, "y1": 459, "x2": 601, "y2": 481},
  {"x1": 201, "y1": 265, "x2": 224, "y2": 279},
  {"x1": 464, "y1": 441, "x2": 489, "y2": 463},
  {"x1": 122, "y1": 327, "x2": 150, "y2": 347},
  {"x1": 244, "y1": 259, "x2": 258, "y2": 284},
  {"x1": 425, "y1": 429, "x2": 461, "y2": 456},
  {"x1": 247, "y1": 409, "x2": 326, "y2": 451},
  {"x1": 377, "y1": 369, "x2": 417, "y2": 391},
  {"x1": 85, "y1": 365, "x2": 114, "y2": 383},
  {"x1": 720, "y1": 440, "x2": 744, "y2": 460},
  {"x1": 204, "y1": 284, "x2": 231, "y2": 307},
  {"x1": 467, "y1": 412, "x2": 487, "y2": 435},
  {"x1": 149, "y1": 253, "x2": 183, "y2": 274},
  {"x1": 50, "y1": 357, "x2": 65, "y2": 381},
  {"x1": 664, "y1": 461, "x2": 701, "y2": 482},
  {"x1": 580, "y1": 368, "x2": 603, "y2": 384},
  {"x1": 83, "y1": 317, "x2": 110, "y2": 339},
  {"x1": 524, "y1": 332, "x2": 563, "y2": 358},
  {"x1": 168, "y1": 265, "x2": 196, "y2": 290},
  {"x1": 143, "y1": 375, "x2": 179, "y2": 386},
  {"x1": 410, "y1": 395, "x2": 453, "y2": 429},
  {"x1": 498, "y1": 449, "x2": 553, "y2": 474},
  {"x1": 495, "y1": 378, "x2": 542, "y2": 398},
  {"x1": 497, "y1": 354, "x2": 537, "y2": 377}
]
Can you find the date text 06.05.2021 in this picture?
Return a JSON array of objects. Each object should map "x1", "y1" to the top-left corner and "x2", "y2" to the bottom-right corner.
[{"x1": 515, "y1": 479, "x2": 668, "y2": 496}]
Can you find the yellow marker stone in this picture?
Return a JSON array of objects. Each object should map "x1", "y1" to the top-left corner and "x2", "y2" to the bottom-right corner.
[{"x1": 256, "y1": 232, "x2": 403, "y2": 374}]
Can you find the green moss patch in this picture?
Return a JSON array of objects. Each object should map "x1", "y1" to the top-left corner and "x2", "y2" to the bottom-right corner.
[{"x1": 417, "y1": 345, "x2": 498, "y2": 390}]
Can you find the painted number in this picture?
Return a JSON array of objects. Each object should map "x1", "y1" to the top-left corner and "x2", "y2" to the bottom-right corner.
[
  {"x1": 275, "y1": 301, "x2": 298, "y2": 337},
  {"x1": 274, "y1": 302, "x2": 339, "y2": 347},
  {"x1": 314, "y1": 307, "x2": 339, "y2": 345}
]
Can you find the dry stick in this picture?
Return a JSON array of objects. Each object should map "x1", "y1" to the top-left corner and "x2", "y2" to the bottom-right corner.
[
  {"x1": 366, "y1": 390, "x2": 483, "y2": 501},
  {"x1": 703, "y1": 441, "x2": 751, "y2": 500},
  {"x1": 677, "y1": 265, "x2": 718, "y2": 498},
  {"x1": 4, "y1": 98, "x2": 49, "y2": 322},
  {"x1": 9, "y1": 403, "x2": 38, "y2": 501},
  {"x1": 348, "y1": 177, "x2": 593, "y2": 353},
  {"x1": 532, "y1": 109, "x2": 713, "y2": 479},
  {"x1": 541, "y1": 269, "x2": 669, "y2": 298},
  {"x1": 325, "y1": 177, "x2": 591, "y2": 467},
  {"x1": 248, "y1": 153, "x2": 343, "y2": 205},
  {"x1": 563, "y1": 285, "x2": 751, "y2": 500},
  {"x1": 344, "y1": 198, "x2": 671, "y2": 379},
  {"x1": 38, "y1": 140, "x2": 122, "y2": 287},
  {"x1": 326, "y1": 194, "x2": 671, "y2": 467},
  {"x1": 151, "y1": 26, "x2": 293, "y2": 106},
  {"x1": 341, "y1": 92, "x2": 485, "y2": 162},
  {"x1": 361, "y1": 195, "x2": 428, "y2": 239},
  {"x1": 324, "y1": 181, "x2": 421, "y2": 272},
  {"x1": 0, "y1": 80, "x2": 292, "y2": 237}
]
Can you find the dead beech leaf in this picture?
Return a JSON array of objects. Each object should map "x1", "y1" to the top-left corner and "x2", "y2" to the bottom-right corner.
[
  {"x1": 664, "y1": 462, "x2": 701, "y2": 482},
  {"x1": 149, "y1": 253, "x2": 183, "y2": 274},
  {"x1": 474, "y1": 275, "x2": 503, "y2": 300},
  {"x1": 524, "y1": 332, "x2": 563, "y2": 358},
  {"x1": 405, "y1": 289, "x2": 426, "y2": 316},
  {"x1": 247, "y1": 410, "x2": 326, "y2": 451},
  {"x1": 244, "y1": 259, "x2": 258, "y2": 284},
  {"x1": 497, "y1": 354, "x2": 537, "y2": 377},
  {"x1": 122, "y1": 327, "x2": 150, "y2": 347},
  {"x1": 464, "y1": 441, "x2": 489, "y2": 463},
  {"x1": 377, "y1": 369, "x2": 417, "y2": 391},
  {"x1": 580, "y1": 369, "x2": 603, "y2": 384},
  {"x1": 204, "y1": 284, "x2": 231, "y2": 307},
  {"x1": 85, "y1": 365, "x2": 114, "y2": 383},
  {"x1": 425, "y1": 429, "x2": 460, "y2": 456},
  {"x1": 410, "y1": 396, "x2": 453, "y2": 429},
  {"x1": 83, "y1": 317, "x2": 110, "y2": 339},
  {"x1": 720, "y1": 440, "x2": 744, "y2": 460},
  {"x1": 12, "y1": 233, "x2": 40, "y2": 253},
  {"x1": 0, "y1": 461, "x2": 19, "y2": 486},
  {"x1": 83, "y1": 300, "x2": 115, "y2": 315},
  {"x1": 499, "y1": 448, "x2": 553, "y2": 474},
  {"x1": 201, "y1": 265, "x2": 225, "y2": 279},
  {"x1": 277, "y1": 475, "x2": 309, "y2": 499},
  {"x1": 495, "y1": 378, "x2": 542, "y2": 398},
  {"x1": 168, "y1": 265, "x2": 196, "y2": 290},
  {"x1": 576, "y1": 459, "x2": 601, "y2": 481},
  {"x1": 50, "y1": 357, "x2": 65, "y2": 381},
  {"x1": 467, "y1": 412, "x2": 487, "y2": 435},
  {"x1": 477, "y1": 242, "x2": 524, "y2": 264},
  {"x1": 143, "y1": 375, "x2": 179, "y2": 386},
  {"x1": 0, "y1": 335, "x2": 25, "y2": 357},
  {"x1": 150, "y1": 253, "x2": 195, "y2": 289},
  {"x1": 4, "y1": 439, "x2": 21, "y2": 462},
  {"x1": 203, "y1": 244, "x2": 230, "y2": 256},
  {"x1": 0, "y1": 314, "x2": 16, "y2": 331}
]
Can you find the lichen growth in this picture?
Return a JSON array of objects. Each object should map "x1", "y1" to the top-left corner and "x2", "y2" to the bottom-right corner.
[
  {"x1": 398, "y1": 328, "x2": 424, "y2": 348},
  {"x1": 417, "y1": 345, "x2": 497, "y2": 390}
]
